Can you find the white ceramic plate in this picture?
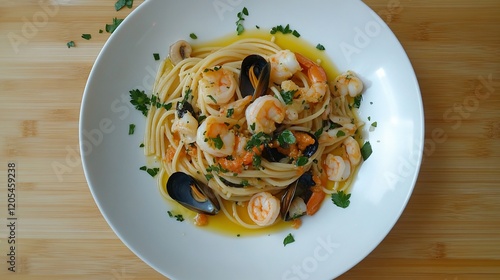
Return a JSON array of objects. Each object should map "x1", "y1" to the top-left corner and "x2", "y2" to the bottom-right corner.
[{"x1": 80, "y1": 0, "x2": 424, "y2": 279}]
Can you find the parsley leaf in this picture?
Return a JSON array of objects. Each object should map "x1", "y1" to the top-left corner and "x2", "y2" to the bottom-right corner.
[
  {"x1": 66, "y1": 41, "x2": 75, "y2": 48},
  {"x1": 283, "y1": 233, "x2": 295, "y2": 246},
  {"x1": 361, "y1": 141, "x2": 372, "y2": 161},
  {"x1": 314, "y1": 127, "x2": 323, "y2": 139},
  {"x1": 278, "y1": 89, "x2": 296, "y2": 105},
  {"x1": 139, "y1": 166, "x2": 159, "y2": 177},
  {"x1": 226, "y1": 108, "x2": 234, "y2": 118},
  {"x1": 167, "y1": 211, "x2": 184, "y2": 222},
  {"x1": 236, "y1": 7, "x2": 249, "y2": 35},
  {"x1": 129, "y1": 89, "x2": 151, "y2": 116},
  {"x1": 246, "y1": 132, "x2": 272, "y2": 151},
  {"x1": 353, "y1": 95, "x2": 363, "y2": 109},
  {"x1": 316, "y1": 44, "x2": 325, "y2": 50},
  {"x1": 153, "y1": 53, "x2": 160, "y2": 61},
  {"x1": 278, "y1": 130, "x2": 296, "y2": 147},
  {"x1": 128, "y1": 124, "x2": 135, "y2": 135},
  {"x1": 252, "y1": 155, "x2": 262, "y2": 169},
  {"x1": 105, "y1": 17, "x2": 124, "y2": 33},
  {"x1": 336, "y1": 130, "x2": 345, "y2": 138},
  {"x1": 211, "y1": 135, "x2": 224, "y2": 150},
  {"x1": 296, "y1": 156, "x2": 308, "y2": 167},
  {"x1": 81, "y1": 34, "x2": 91, "y2": 40},
  {"x1": 270, "y1": 24, "x2": 300, "y2": 38},
  {"x1": 189, "y1": 33, "x2": 198, "y2": 39},
  {"x1": 115, "y1": 0, "x2": 133, "y2": 11},
  {"x1": 331, "y1": 191, "x2": 351, "y2": 208}
]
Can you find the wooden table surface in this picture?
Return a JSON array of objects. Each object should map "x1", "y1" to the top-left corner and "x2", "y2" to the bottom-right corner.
[{"x1": 1, "y1": 0, "x2": 499, "y2": 279}]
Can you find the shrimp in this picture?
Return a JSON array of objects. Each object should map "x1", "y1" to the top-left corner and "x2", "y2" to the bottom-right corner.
[
  {"x1": 295, "y1": 52, "x2": 329, "y2": 103},
  {"x1": 343, "y1": 136, "x2": 361, "y2": 166},
  {"x1": 324, "y1": 154, "x2": 351, "y2": 182},
  {"x1": 268, "y1": 50, "x2": 302, "y2": 84},
  {"x1": 245, "y1": 95, "x2": 286, "y2": 134},
  {"x1": 198, "y1": 67, "x2": 237, "y2": 105},
  {"x1": 280, "y1": 80, "x2": 305, "y2": 121},
  {"x1": 171, "y1": 111, "x2": 198, "y2": 143},
  {"x1": 196, "y1": 116, "x2": 235, "y2": 157},
  {"x1": 332, "y1": 70, "x2": 363, "y2": 97},
  {"x1": 219, "y1": 95, "x2": 252, "y2": 119},
  {"x1": 247, "y1": 191, "x2": 280, "y2": 227},
  {"x1": 217, "y1": 136, "x2": 261, "y2": 173}
]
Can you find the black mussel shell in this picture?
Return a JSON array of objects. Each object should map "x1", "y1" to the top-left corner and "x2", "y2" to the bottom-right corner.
[
  {"x1": 239, "y1": 54, "x2": 270, "y2": 99},
  {"x1": 219, "y1": 177, "x2": 246, "y2": 188},
  {"x1": 280, "y1": 171, "x2": 316, "y2": 221},
  {"x1": 300, "y1": 131, "x2": 319, "y2": 158},
  {"x1": 166, "y1": 172, "x2": 220, "y2": 215},
  {"x1": 176, "y1": 99, "x2": 196, "y2": 119}
]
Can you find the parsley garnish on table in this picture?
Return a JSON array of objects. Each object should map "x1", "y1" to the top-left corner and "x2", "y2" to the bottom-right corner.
[{"x1": 115, "y1": 0, "x2": 133, "y2": 11}]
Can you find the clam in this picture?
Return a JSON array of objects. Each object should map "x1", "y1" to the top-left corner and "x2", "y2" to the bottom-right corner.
[
  {"x1": 166, "y1": 172, "x2": 220, "y2": 215},
  {"x1": 280, "y1": 171, "x2": 316, "y2": 221},
  {"x1": 239, "y1": 54, "x2": 270, "y2": 99}
]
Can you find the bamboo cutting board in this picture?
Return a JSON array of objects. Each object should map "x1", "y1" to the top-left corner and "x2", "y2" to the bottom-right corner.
[{"x1": 0, "y1": 0, "x2": 499, "y2": 279}]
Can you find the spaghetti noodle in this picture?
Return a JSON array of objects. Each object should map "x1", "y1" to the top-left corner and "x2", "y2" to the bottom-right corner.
[{"x1": 143, "y1": 37, "x2": 365, "y2": 229}]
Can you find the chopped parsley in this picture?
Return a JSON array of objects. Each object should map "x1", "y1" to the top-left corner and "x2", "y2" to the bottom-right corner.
[
  {"x1": 105, "y1": 17, "x2": 124, "y2": 33},
  {"x1": 167, "y1": 211, "x2": 184, "y2": 222},
  {"x1": 331, "y1": 190, "x2": 351, "y2": 208},
  {"x1": 283, "y1": 233, "x2": 295, "y2": 246},
  {"x1": 246, "y1": 132, "x2": 272, "y2": 151},
  {"x1": 210, "y1": 135, "x2": 224, "y2": 150},
  {"x1": 129, "y1": 89, "x2": 151, "y2": 116},
  {"x1": 278, "y1": 89, "x2": 296, "y2": 105},
  {"x1": 296, "y1": 156, "x2": 308, "y2": 167},
  {"x1": 99, "y1": 29, "x2": 103, "y2": 34},
  {"x1": 139, "y1": 143, "x2": 144, "y2": 148},
  {"x1": 316, "y1": 43, "x2": 326, "y2": 50},
  {"x1": 128, "y1": 124, "x2": 135, "y2": 135},
  {"x1": 226, "y1": 108, "x2": 235, "y2": 118},
  {"x1": 314, "y1": 127, "x2": 324, "y2": 138},
  {"x1": 66, "y1": 41, "x2": 75, "y2": 48},
  {"x1": 236, "y1": 7, "x2": 249, "y2": 35},
  {"x1": 270, "y1": 24, "x2": 300, "y2": 37},
  {"x1": 336, "y1": 130, "x2": 345, "y2": 138},
  {"x1": 140, "y1": 166, "x2": 160, "y2": 177},
  {"x1": 115, "y1": 0, "x2": 133, "y2": 11},
  {"x1": 207, "y1": 95, "x2": 217, "y2": 104},
  {"x1": 153, "y1": 53, "x2": 160, "y2": 61},
  {"x1": 81, "y1": 34, "x2": 91, "y2": 40},
  {"x1": 353, "y1": 95, "x2": 363, "y2": 109},
  {"x1": 277, "y1": 129, "x2": 296, "y2": 147},
  {"x1": 189, "y1": 33, "x2": 198, "y2": 39},
  {"x1": 371, "y1": 122, "x2": 378, "y2": 128},
  {"x1": 252, "y1": 154, "x2": 262, "y2": 169},
  {"x1": 361, "y1": 141, "x2": 372, "y2": 161}
]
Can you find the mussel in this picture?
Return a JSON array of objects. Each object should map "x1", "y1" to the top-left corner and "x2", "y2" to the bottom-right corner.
[
  {"x1": 262, "y1": 130, "x2": 319, "y2": 163},
  {"x1": 280, "y1": 171, "x2": 316, "y2": 221},
  {"x1": 176, "y1": 99, "x2": 196, "y2": 119},
  {"x1": 166, "y1": 172, "x2": 220, "y2": 215},
  {"x1": 239, "y1": 54, "x2": 270, "y2": 99}
]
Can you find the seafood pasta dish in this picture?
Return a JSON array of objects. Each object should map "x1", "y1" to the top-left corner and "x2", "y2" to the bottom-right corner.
[{"x1": 142, "y1": 35, "x2": 364, "y2": 229}]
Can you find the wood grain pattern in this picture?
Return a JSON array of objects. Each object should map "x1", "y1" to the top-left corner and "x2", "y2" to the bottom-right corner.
[{"x1": 0, "y1": 0, "x2": 499, "y2": 279}]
